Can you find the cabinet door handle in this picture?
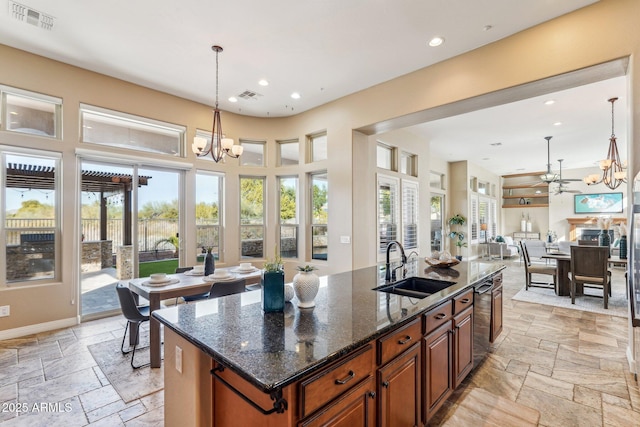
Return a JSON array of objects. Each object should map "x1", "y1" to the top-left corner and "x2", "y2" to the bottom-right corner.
[
  {"x1": 368, "y1": 391, "x2": 376, "y2": 399},
  {"x1": 434, "y1": 313, "x2": 447, "y2": 320},
  {"x1": 335, "y1": 370, "x2": 355, "y2": 385},
  {"x1": 397, "y1": 335, "x2": 412, "y2": 345},
  {"x1": 461, "y1": 298, "x2": 471, "y2": 303},
  {"x1": 382, "y1": 381, "x2": 389, "y2": 388}
]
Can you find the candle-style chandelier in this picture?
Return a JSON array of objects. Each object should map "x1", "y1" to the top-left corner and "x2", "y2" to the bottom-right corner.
[
  {"x1": 582, "y1": 97, "x2": 627, "y2": 189},
  {"x1": 192, "y1": 45, "x2": 243, "y2": 162}
]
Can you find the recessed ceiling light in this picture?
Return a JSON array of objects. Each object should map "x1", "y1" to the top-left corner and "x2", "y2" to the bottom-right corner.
[
  {"x1": 490, "y1": 142, "x2": 502, "y2": 146},
  {"x1": 553, "y1": 122, "x2": 562, "y2": 126},
  {"x1": 9, "y1": 111, "x2": 18, "y2": 115},
  {"x1": 544, "y1": 99, "x2": 555, "y2": 105},
  {"x1": 258, "y1": 79, "x2": 269, "y2": 86},
  {"x1": 228, "y1": 97, "x2": 238, "y2": 103},
  {"x1": 428, "y1": 36, "x2": 444, "y2": 47},
  {"x1": 483, "y1": 25, "x2": 493, "y2": 31},
  {"x1": 291, "y1": 92, "x2": 301, "y2": 99},
  {"x1": 482, "y1": 158, "x2": 490, "y2": 161}
]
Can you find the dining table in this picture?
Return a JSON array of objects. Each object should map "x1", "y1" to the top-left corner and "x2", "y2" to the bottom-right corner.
[
  {"x1": 541, "y1": 252, "x2": 628, "y2": 297},
  {"x1": 128, "y1": 266, "x2": 262, "y2": 368}
]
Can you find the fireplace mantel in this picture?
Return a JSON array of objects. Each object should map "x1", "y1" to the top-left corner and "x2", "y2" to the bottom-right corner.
[{"x1": 566, "y1": 217, "x2": 626, "y2": 241}]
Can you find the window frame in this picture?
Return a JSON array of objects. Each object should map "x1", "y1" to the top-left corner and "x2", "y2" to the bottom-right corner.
[
  {"x1": 2, "y1": 146, "x2": 62, "y2": 286},
  {"x1": 278, "y1": 175, "x2": 299, "y2": 259},
  {"x1": 308, "y1": 132, "x2": 327, "y2": 163},
  {"x1": 239, "y1": 175, "x2": 266, "y2": 259},
  {"x1": 1, "y1": 86, "x2": 62, "y2": 139},
  {"x1": 277, "y1": 139, "x2": 300, "y2": 166},
  {"x1": 195, "y1": 170, "x2": 224, "y2": 261},
  {"x1": 309, "y1": 170, "x2": 328, "y2": 261},
  {"x1": 239, "y1": 139, "x2": 266, "y2": 167}
]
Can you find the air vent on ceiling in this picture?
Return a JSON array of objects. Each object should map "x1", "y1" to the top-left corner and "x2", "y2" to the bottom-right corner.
[
  {"x1": 9, "y1": 1, "x2": 54, "y2": 30},
  {"x1": 237, "y1": 90, "x2": 263, "y2": 101}
]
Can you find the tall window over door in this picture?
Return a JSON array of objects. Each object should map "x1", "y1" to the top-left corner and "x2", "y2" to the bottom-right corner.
[
  {"x1": 278, "y1": 176, "x2": 298, "y2": 259},
  {"x1": 3, "y1": 151, "x2": 60, "y2": 284},
  {"x1": 378, "y1": 175, "x2": 399, "y2": 253},
  {"x1": 240, "y1": 176, "x2": 265, "y2": 259},
  {"x1": 196, "y1": 172, "x2": 223, "y2": 259},
  {"x1": 430, "y1": 194, "x2": 444, "y2": 252},
  {"x1": 402, "y1": 180, "x2": 418, "y2": 250},
  {"x1": 310, "y1": 172, "x2": 328, "y2": 260}
]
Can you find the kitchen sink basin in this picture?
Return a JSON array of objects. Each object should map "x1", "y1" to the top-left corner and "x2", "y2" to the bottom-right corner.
[{"x1": 374, "y1": 277, "x2": 457, "y2": 299}]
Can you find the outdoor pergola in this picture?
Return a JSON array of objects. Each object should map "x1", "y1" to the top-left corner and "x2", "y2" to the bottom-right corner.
[{"x1": 6, "y1": 163, "x2": 150, "y2": 245}]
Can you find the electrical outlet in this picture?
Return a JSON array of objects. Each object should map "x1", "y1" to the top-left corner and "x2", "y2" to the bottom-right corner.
[
  {"x1": 0, "y1": 306, "x2": 9, "y2": 317},
  {"x1": 175, "y1": 345, "x2": 182, "y2": 373}
]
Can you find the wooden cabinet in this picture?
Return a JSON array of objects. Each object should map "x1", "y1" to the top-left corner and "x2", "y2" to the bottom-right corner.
[
  {"x1": 423, "y1": 320, "x2": 453, "y2": 421},
  {"x1": 453, "y1": 307, "x2": 473, "y2": 387},
  {"x1": 423, "y1": 289, "x2": 475, "y2": 422},
  {"x1": 299, "y1": 376, "x2": 376, "y2": 427},
  {"x1": 502, "y1": 172, "x2": 549, "y2": 208},
  {"x1": 377, "y1": 342, "x2": 421, "y2": 427},
  {"x1": 491, "y1": 276, "x2": 503, "y2": 343}
]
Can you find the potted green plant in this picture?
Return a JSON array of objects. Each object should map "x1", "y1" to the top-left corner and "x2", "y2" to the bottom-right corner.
[
  {"x1": 262, "y1": 246, "x2": 284, "y2": 312},
  {"x1": 448, "y1": 214, "x2": 467, "y2": 260},
  {"x1": 293, "y1": 265, "x2": 319, "y2": 308}
]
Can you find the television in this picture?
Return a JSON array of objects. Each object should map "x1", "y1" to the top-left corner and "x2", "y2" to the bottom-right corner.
[{"x1": 574, "y1": 192, "x2": 624, "y2": 214}]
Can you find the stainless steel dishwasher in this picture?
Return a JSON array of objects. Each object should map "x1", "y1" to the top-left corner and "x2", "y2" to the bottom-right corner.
[{"x1": 472, "y1": 276, "x2": 495, "y2": 368}]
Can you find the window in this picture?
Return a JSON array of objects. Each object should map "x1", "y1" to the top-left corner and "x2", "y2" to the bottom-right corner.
[
  {"x1": 310, "y1": 172, "x2": 328, "y2": 260},
  {"x1": 470, "y1": 196, "x2": 478, "y2": 242},
  {"x1": 400, "y1": 152, "x2": 417, "y2": 176},
  {"x1": 478, "y1": 181, "x2": 489, "y2": 195},
  {"x1": 479, "y1": 199, "x2": 489, "y2": 242},
  {"x1": 402, "y1": 180, "x2": 418, "y2": 249},
  {"x1": 80, "y1": 104, "x2": 185, "y2": 156},
  {"x1": 378, "y1": 175, "x2": 399, "y2": 252},
  {"x1": 309, "y1": 133, "x2": 327, "y2": 162},
  {"x1": 240, "y1": 140, "x2": 265, "y2": 166},
  {"x1": 278, "y1": 176, "x2": 298, "y2": 258},
  {"x1": 196, "y1": 171, "x2": 223, "y2": 260},
  {"x1": 430, "y1": 172, "x2": 444, "y2": 190},
  {"x1": 1, "y1": 86, "x2": 61, "y2": 138},
  {"x1": 376, "y1": 143, "x2": 393, "y2": 170},
  {"x1": 378, "y1": 175, "x2": 419, "y2": 257},
  {"x1": 240, "y1": 176, "x2": 265, "y2": 259},
  {"x1": 3, "y1": 150, "x2": 60, "y2": 284},
  {"x1": 430, "y1": 194, "x2": 444, "y2": 252},
  {"x1": 277, "y1": 140, "x2": 299, "y2": 166}
]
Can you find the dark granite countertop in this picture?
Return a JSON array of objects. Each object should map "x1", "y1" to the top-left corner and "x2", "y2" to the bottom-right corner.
[{"x1": 153, "y1": 259, "x2": 505, "y2": 393}]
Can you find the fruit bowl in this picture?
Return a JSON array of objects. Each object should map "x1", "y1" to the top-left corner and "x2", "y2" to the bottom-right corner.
[{"x1": 424, "y1": 257, "x2": 460, "y2": 268}]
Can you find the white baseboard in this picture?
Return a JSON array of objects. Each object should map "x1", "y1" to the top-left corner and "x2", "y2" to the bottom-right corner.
[{"x1": 0, "y1": 317, "x2": 78, "y2": 341}]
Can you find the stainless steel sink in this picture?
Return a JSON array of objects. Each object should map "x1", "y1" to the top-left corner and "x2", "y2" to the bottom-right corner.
[{"x1": 374, "y1": 277, "x2": 457, "y2": 299}]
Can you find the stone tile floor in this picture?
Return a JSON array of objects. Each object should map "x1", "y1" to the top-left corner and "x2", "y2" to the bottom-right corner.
[{"x1": 0, "y1": 258, "x2": 638, "y2": 426}]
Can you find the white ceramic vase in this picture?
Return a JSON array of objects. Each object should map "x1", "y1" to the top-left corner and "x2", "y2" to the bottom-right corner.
[{"x1": 293, "y1": 271, "x2": 320, "y2": 308}]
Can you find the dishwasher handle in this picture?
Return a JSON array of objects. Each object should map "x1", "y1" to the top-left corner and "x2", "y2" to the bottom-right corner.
[{"x1": 474, "y1": 282, "x2": 493, "y2": 295}]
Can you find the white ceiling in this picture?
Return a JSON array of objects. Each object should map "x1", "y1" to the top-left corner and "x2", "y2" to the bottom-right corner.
[{"x1": 2, "y1": 0, "x2": 622, "y2": 177}]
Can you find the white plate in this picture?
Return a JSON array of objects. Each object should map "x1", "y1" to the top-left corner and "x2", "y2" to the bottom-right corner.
[
  {"x1": 144, "y1": 278, "x2": 180, "y2": 287},
  {"x1": 232, "y1": 267, "x2": 258, "y2": 274},
  {"x1": 184, "y1": 270, "x2": 205, "y2": 276},
  {"x1": 204, "y1": 274, "x2": 237, "y2": 282}
]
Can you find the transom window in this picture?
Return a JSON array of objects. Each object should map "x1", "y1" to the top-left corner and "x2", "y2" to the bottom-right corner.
[
  {"x1": 80, "y1": 104, "x2": 185, "y2": 156},
  {"x1": 309, "y1": 133, "x2": 327, "y2": 162},
  {"x1": 377, "y1": 143, "x2": 394, "y2": 170},
  {"x1": 240, "y1": 140, "x2": 266, "y2": 167},
  {"x1": 277, "y1": 139, "x2": 299, "y2": 166},
  {"x1": 1, "y1": 86, "x2": 62, "y2": 138}
]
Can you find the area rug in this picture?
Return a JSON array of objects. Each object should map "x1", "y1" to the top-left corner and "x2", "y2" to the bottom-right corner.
[
  {"x1": 511, "y1": 281, "x2": 628, "y2": 317},
  {"x1": 88, "y1": 334, "x2": 164, "y2": 403}
]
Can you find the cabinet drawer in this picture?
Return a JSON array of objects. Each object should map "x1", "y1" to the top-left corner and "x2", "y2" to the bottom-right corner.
[
  {"x1": 424, "y1": 300, "x2": 452, "y2": 334},
  {"x1": 299, "y1": 344, "x2": 374, "y2": 419},
  {"x1": 377, "y1": 318, "x2": 421, "y2": 366},
  {"x1": 453, "y1": 289, "x2": 473, "y2": 315}
]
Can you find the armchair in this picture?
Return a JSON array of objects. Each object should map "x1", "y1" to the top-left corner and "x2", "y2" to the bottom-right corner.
[{"x1": 487, "y1": 236, "x2": 519, "y2": 259}]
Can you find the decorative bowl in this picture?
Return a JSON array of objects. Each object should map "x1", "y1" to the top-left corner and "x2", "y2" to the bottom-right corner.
[{"x1": 424, "y1": 258, "x2": 460, "y2": 268}]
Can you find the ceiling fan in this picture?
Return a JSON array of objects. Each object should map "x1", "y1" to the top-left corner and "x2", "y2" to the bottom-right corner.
[{"x1": 552, "y1": 159, "x2": 581, "y2": 195}]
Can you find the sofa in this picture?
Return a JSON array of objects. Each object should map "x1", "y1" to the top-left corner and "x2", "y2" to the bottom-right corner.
[{"x1": 488, "y1": 236, "x2": 519, "y2": 259}]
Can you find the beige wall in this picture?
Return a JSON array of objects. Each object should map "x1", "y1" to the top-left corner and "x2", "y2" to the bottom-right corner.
[{"x1": 1, "y1": 0, "x2": 639, "y2": 335}]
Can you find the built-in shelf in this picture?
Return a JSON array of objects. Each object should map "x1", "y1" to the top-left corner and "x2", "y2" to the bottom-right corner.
[{"x1": 502, "y1": 172, "x2": 549, "y2": 208}]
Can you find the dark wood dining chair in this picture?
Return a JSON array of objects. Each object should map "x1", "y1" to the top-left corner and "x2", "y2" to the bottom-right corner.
[
  {"x1": 520, "y1": 241, "x2": 557, "y2": 292},
  {"x1": 569, "y1": 245, "x2": 612, "y2": 308},
  {"x1": 208, "y1": 278, "x2": 247, "y2": 299}
]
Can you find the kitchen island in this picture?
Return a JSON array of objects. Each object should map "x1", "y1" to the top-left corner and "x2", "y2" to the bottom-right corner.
[{"x1": 153, "y1": 259, "x2": 505, "y2": 426}]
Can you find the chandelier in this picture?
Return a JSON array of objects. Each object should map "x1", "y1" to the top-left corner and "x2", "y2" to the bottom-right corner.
[
  {"x1": 192, "y1": 45, "x2": 243, "y2": 162},
  {"x1": 583, "y1": 97, "x2": 627, "y2": 189}
]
